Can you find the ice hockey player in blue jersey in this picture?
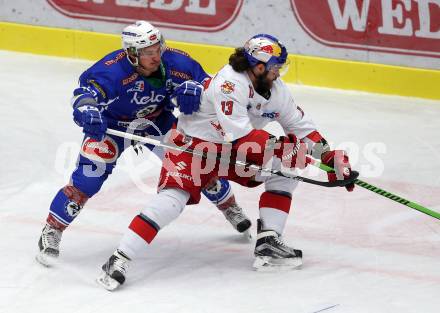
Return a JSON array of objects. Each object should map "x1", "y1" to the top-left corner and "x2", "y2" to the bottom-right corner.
[{"x1": 36, "y1": 21, "x2": 251, "y2": 267}]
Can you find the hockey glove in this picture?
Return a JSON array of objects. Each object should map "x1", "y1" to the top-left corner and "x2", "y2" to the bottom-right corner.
[
  {"x1": 73, "y1": 105, "x2": 107, "y2": 141},
  {"x1": 275, "y1": 134, "x2": 309, "y2": 169},
  {"x1": 171, "y1": 80, "x2": 203, "y2": 115},
  {"x1": 321, "y1": 150, "x2": 355, "y2": 192}
]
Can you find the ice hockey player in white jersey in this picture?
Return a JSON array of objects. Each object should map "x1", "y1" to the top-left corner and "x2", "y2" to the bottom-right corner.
[{"x1": 97, "y1": 34, "x2": 355, "y2": 290}]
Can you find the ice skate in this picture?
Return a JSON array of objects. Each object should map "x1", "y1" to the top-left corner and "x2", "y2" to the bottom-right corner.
[
  {"x1": 221, "y1": 203, "x2": 252, "y2": 239},
  {"x1": 36, "y1": 224, "x2": 63, "y2": 267},
  {"x1": 253, "y1": 219, "x2": 302, "y2": 271},
  {"x1": 96, "y1": 250, "x2": 131, "y2": 291}
]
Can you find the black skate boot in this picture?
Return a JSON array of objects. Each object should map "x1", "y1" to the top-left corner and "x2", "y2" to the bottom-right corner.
[
  {"x1": 96, "y1": 250, "x2": 131, "y2": 291},
  {"x1": 253, "y1": 219, "x2": 302, "y2": 271},
  {"x1": 36, "y1": 224, "x2": 63, "y2": 267}
]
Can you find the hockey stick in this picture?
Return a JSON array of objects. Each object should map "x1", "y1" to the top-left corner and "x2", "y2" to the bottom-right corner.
[
  {"x1": 106, "y1": 128, "x2": 358, "y2": 188},
  {"x1": 308, "y1": 159, "x2": 440, "y2": 220}
]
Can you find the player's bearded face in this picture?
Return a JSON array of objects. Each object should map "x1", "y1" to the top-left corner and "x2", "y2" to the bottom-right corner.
[{"x1": 255, "y1": 69, "x2": 277, "y2": 96}]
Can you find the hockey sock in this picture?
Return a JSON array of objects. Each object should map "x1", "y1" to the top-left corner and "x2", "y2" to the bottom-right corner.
[
  {"x1": 259, "y1": 191, "x2": 292, "y2": 234},
  {"x1": 202, "y1": 178, "x2": 233, "y2": 208},
  {"x1": 48, "y1": 185, "x2": 89, "y2": 229}
]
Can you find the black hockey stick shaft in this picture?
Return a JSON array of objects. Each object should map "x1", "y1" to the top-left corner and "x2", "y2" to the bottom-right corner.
[
  {"x1": 310, "y1": 159, "x2": 440, "y2": 220},
  {"x1": 106, "y1": 128, "x2": 357, "y2": 188}
]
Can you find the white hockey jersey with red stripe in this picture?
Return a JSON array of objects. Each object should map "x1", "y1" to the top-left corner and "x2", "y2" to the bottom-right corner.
[{"x1": 177, "y1": 64, "x2": 318, "y2": 143}]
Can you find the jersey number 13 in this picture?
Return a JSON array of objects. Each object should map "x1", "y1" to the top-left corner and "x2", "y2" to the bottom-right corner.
[{"x1": 221, "y1": 100, "x2": 233, "y2": 115}]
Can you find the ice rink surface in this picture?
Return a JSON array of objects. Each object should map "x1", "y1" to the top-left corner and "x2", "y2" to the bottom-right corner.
[{"x1": 0, "y1": 50, "x2": 439, "y2": 313}]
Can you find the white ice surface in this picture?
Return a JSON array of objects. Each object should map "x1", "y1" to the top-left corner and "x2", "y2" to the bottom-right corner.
[{"x1": 0, "y1": 50, "x2": 439, "y2": 313}]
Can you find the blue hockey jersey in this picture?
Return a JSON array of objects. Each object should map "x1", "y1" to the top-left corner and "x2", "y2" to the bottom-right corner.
[{"x1": 72, "y1": 48, "x2": 209, "y2": 130}]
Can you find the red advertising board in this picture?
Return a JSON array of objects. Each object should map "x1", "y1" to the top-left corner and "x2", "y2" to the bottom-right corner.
[
  {"x1": 291, "y1": 0, "x2": 440, "y2": 57},
  {"x1": 48, "y1": 0, "x2": 243, "y2": 32}
]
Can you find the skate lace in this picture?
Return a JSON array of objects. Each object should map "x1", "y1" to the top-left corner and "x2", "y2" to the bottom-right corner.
[
  {"x1": 224, "y1": 204, "x2": 245, "y2": 223},
  {"x1": 44, "y1": 226, "x2": 62, "y2": 249},
  {"x1": 113, "y1": 255, "x2": 130, "y2": 274},
  {"x1": 274, "y1": 236, "x2": 288, "y2": 248}
]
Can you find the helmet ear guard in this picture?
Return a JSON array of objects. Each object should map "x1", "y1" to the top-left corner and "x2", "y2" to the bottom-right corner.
[
  {"x1": 122, "y1": 20, "x2": 166, "y2": 66},
  {"x1": 244, "y1": 34, "x2": 289, "y2": 76}
]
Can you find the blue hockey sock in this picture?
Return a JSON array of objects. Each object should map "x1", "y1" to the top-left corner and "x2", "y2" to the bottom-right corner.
[
  {"x1": 202, "y1": 178, "x2": 232, "y2": 206},
  {"x1": 48, "y1": 186, "x2": 89, "y2": 228}
]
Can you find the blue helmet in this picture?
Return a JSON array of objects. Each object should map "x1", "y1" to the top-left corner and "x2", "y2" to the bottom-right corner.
[{"x1": 244, "y1": 34, "x2": 289, "y2": 75}]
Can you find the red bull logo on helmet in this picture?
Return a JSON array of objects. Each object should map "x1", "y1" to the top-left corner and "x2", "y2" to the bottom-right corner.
[{"x1": 260, "y1": 43, "x2": 282, "y2": 57}]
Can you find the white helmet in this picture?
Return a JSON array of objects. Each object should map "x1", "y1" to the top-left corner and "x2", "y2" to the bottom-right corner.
[
  {"x1": 244, "y1": 34, "x2": 290, "y2": 76},
  {"x1": 122, "y1": 20, "x2": 165, "y2": 66}
]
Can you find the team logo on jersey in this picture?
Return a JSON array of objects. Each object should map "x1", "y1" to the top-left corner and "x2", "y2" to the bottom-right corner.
[
  {"x1": 128, "y1": 80, "x2": 145, "y2": 93},
  {"x1": 135, "y1": 105, "x2": 159, "y2": 118},
  {"x1": 221, "y1": 81, "x2": 235, "y2": 94},
  {"x1": 261, "y1": 111, "x2": 280, "y2": 119},
  {"x1": 256, "y1": 103, "x2": 261, "y2": 110},
  {"x1": 80, "y1": 136, "x2": 118, "y2": 163}
]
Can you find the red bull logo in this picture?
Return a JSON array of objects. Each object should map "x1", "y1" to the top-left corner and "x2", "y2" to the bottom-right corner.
[
  {"x1": 221, "y1": 81, "x2": 235, "y2": 94},
  {"x1": 260, "y1": 43, "x2": 282, "y2": 57}
]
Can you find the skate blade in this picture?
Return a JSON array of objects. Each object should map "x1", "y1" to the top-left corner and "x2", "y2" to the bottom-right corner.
[
  {"x1": 35, "y1": 252, "x2": 58, "y2": 267},
  {"x1": 96, "y1": 271, "x2": 121, "y2": 291},
  {"x1": 253, "y1": 256, "x2": 302, "y2": 272}
]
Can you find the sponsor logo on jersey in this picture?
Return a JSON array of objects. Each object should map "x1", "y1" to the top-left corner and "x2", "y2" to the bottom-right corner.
[
  {"x1": 221, "y1": 81, "x2": 235, "y2": 94},
  {"x1": 122, "y1": 73, "x2": 139, "y2": 86},
  {"x1": 166, "y1": 172, "x2": 194, "y2": 182},
  {"x1": 104, "y1": 51, "x2": 126, "y2": 66},
  {"x1": 131, "y1": 91, "x2": 166, "y2": 106},
  {"x1": 210, "y1": 121, "x2": 225, "y2": 137},
  {"x1": 170, "y1": 70, "x2": 192, "y2": 81},
  {"x1": 80, "y1": 136, "x2": 118, "y2": 163},
  {"x1": 127, "y1": 80, "x2": 145, "y2": 93},
  {"x1": 291, "y1": 0, "x2": 440, "y2": 58},
  {"x1": 261, "y1": 111, "x2": 280, "y2": 119},
  {"x1": 175, "y1": 161, "x2": 187, "y2": 171},
  {"x1": 166, "y1": 47, "x2": 190, "y2": 57},
  {"x1": 47, "y1": 0, "x2": 243, "y2": 32}
]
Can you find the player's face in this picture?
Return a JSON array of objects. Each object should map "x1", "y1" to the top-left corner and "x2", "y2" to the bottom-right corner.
[
  {"x1": 137, "y1": 43, "x2": 162, "y2": 73},
  {"x1": 265, "y1": 67, "x2": 280, "y2": 84},
  {"x1": 253, "y1": 64, "x2": 279, "y2": 93}
]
